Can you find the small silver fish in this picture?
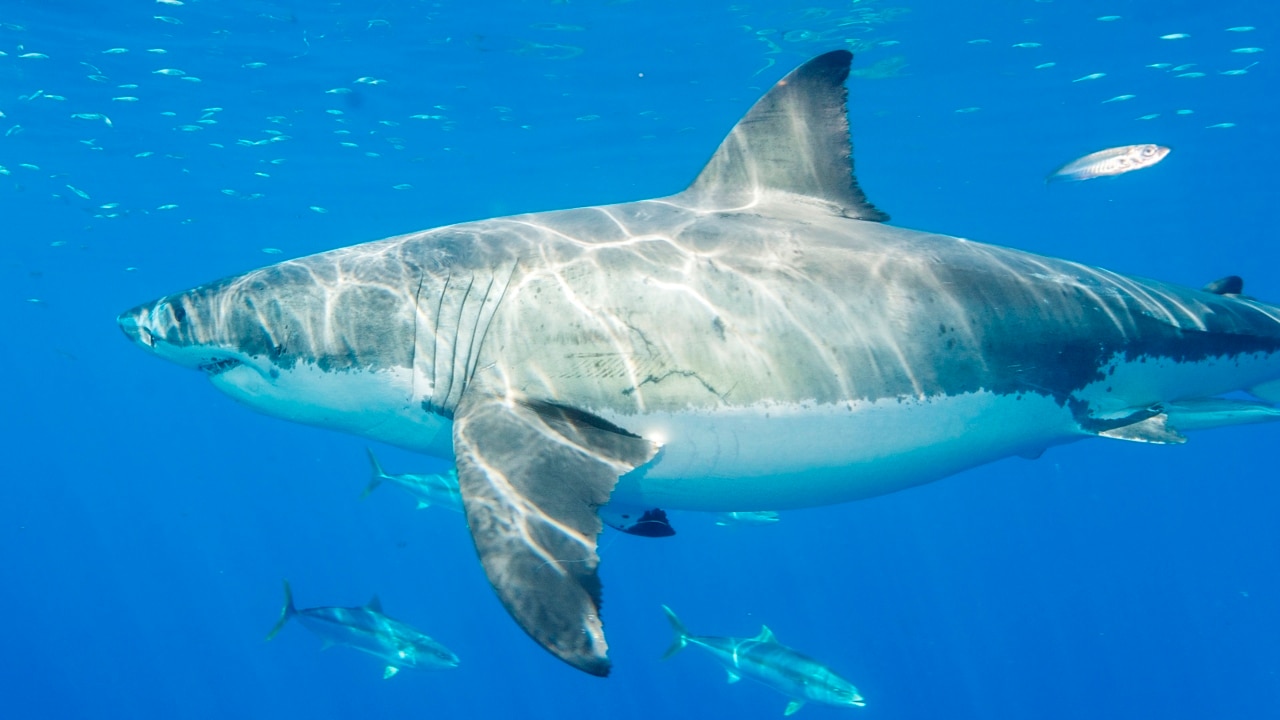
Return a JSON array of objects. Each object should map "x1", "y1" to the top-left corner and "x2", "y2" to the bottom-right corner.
[
  {"x1": 714, "y1": 511, "x2": 781, "y2": 526},
  {"x1": 1048, "y1": 144, "x2": 1170, "y2": 182}
]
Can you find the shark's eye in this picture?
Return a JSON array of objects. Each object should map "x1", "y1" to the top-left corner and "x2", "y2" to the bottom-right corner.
[{"x1": 172, "y1": 303, "x2": 186, "y2": 323}]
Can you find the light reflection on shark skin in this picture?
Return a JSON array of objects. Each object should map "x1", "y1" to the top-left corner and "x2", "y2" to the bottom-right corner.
[{"x1": 119, "y1": 51, "x2": 1280, "y2": 676}]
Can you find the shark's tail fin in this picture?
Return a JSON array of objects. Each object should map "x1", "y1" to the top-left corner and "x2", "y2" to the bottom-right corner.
[
  {"x1": 660, "y1": 605, "x2": 690, "y2": 660},
  {"x1": 361, "y1": 448, "x2": 388, "y2": 499},
  {"x1": 266, "y1": 580, "x2": 296, "y2": 641}
]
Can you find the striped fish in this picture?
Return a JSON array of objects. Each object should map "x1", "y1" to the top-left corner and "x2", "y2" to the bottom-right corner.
[{"x1": 1048, "y1": 143, "x2": 1170, "y2": 181}]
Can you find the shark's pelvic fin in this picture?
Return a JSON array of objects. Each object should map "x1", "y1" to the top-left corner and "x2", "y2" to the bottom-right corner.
[
  {"x1": 1202, "y1": 275, "x2": 1244, "y2": 295},
  {"x1": 265, "y1": 580, "x2": 296, "y2": 641},
  {"x1": 1096, "y1": 412, "x2": 1186, "y2": 444},
  {"x1": 600, "y1": 505, "x2": 676, "y2": 537},
  {"x1": 726, "y1": 668, "x2": 742, "y2": 684},
  {"x1": 680, "y1": 50, "x2": 888, "y2": 221},
  {"x1": 452, "y1": 393, "x2": 659, "y2": 677},
  {"x1": 383, "y1": 665, "x2": 399, "y2": 680},
  {"x1": 784, "y1": 699, "x2": 806, "y2": 716}
]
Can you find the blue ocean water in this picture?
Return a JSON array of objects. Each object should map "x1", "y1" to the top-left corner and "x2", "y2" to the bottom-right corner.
[{"x1": 4, "y1": 0, "x2": 1279, "y2": 718}]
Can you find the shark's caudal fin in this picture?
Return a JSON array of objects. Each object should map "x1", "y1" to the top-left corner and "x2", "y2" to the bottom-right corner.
[
  {"x1": 660, "y1": 605, "x2": 690, "y2": 660},
  {"x1": 362, "y1": 448, "x2": 388, "y2": 499},
  {"x1": 678, "y1": 50, "x2": 888, "y2": 221},
  {"x1": 266, "y1": 580, "x2": 296, "y2": 641}
]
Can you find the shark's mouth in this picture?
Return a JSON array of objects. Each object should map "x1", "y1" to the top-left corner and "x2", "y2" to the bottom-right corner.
[{"x1": 199, "y1": 358, "x2": 243, "y2": 376}]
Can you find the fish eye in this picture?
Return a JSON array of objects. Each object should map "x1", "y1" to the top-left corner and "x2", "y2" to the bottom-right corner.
[{"x1": 1141, "y1": 146, "x2": 1156, "y2": 156}]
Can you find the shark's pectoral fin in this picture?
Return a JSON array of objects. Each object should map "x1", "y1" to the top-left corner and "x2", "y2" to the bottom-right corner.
[{"x1": 452, "y1": 393, "x2": 660, "y2": 677}]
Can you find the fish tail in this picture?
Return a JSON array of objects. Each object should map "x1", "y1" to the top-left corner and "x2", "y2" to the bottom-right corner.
[
  {"x1": 266, "y1": 580, "x2": 296, "y2": 641},
  {"x1": 361, "y1": 448, "x2": 386, "y2": 499},
  {"x1": 660, "y1": 605, "x2": 689, "y2": 660}
]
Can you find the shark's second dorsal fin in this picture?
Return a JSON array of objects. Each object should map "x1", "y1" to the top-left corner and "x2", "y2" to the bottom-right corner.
[
  {"x1": 680, "y1": 50, "x2": 888, "y2": 221},
  {"x1": 367, "y1": 595, "x2": 383, "y2": 613}
]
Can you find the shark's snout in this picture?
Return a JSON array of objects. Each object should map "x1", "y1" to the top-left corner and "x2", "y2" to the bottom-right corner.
[{"x1": 117, "y1": 307, "x2": 151, "y2": 347}]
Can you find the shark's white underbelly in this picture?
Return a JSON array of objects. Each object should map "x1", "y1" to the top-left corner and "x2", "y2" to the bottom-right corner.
[
  {"x1": 221, "y1": 349, "x2": 1280, "y2": 513},
  {"x1": 602, "y1": 390, "x2": 1081, "y2": 511}
]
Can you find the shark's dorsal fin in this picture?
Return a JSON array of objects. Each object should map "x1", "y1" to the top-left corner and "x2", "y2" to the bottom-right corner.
[
  {"x1": 680, "y1": 50, "x2": 888, "y2": 221},
  {"x1": 367, "y1": 595, "x2": 383, "y2": 613},
  {"x1": 755, "y1": 625, "x2": 778, "y2": 643}
]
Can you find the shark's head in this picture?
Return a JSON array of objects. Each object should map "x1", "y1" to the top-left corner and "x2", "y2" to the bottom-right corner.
[
  {"x1": 118, "y1": 279, "x2": 262, "y2": 378},
  {"x1": 117, "y1": 256, "x2": 444, "y2": 444}
]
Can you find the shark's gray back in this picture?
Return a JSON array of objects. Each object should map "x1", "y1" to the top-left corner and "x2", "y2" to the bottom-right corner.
[{"x1": 380, "y1": 197, "x2": 1280, "y2": 418}]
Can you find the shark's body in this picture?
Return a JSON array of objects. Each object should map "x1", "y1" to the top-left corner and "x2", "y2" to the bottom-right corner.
[
  {"x1": 266, "y1": 581, "x2": 459, "y2": 678},
  {"x1": 119, "y1": 51, "x2": 1280, "y2": 676},
  {"x1": 661, "y1": 606, "x2": 864, "y2": 715}
]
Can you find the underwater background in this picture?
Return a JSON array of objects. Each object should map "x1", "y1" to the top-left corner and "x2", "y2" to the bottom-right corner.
[{"x1": 4, "y1": 0, "x2": 1279, "y2": 718}]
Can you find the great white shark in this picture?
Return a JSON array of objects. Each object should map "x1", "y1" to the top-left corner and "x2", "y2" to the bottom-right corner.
[{"x1": 119, "y1": 51, "x2": 1280, "y2": 677}]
